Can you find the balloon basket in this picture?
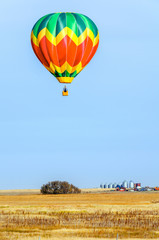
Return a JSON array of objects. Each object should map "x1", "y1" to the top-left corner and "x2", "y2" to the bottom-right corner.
[{"x1": 62, "y1": 90, "x2": 68, "y2": 96}]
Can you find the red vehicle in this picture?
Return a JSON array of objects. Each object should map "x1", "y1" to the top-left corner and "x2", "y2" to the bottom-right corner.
[{"x1": 119, "y1": 188, "x2": 126, "y2": 192}]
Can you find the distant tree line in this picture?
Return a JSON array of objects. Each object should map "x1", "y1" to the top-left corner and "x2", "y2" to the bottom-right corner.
[{"x1": 41, "y1": 181, "x2": 81, "y2": 194}]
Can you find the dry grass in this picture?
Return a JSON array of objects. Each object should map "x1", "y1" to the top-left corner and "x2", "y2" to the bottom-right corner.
[
  {"x1": 0, "y1": 189, "x2": 40, "y2": 196},
  {"x1": 0, "y1": 191, "x2": 159, "y2": 239}
]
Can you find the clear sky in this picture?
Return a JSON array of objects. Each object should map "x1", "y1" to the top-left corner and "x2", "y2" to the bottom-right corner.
[{"x1": 0, "y1": 0, "x2": 159, "y2": 190}]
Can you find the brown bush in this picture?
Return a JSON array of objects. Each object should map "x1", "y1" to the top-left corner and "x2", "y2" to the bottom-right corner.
[{"x1": 41, "y1": 181, "x2": 81, "y2": 194}]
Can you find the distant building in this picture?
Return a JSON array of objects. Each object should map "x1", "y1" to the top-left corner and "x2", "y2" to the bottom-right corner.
[
  {"x1": 112, "y1": 183, "x2": 117, "y2": 188},
  {"x1": 100, "y1": 180, "x2": 141, "y2": 190},
  {"x1": 122, "y1": 180, "x2": 128, "y2": 188},
  {"x1": 108, "y1": 183, "x2": 113, "y2": 188},
  {"x1": 136, "y1": 183, "x2": 141, "y2": 187},
  {"x1": 129, "y1": 180, "x2": 134, "y2": 189}
]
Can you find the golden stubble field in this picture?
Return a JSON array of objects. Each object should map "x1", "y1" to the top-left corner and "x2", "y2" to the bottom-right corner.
[{"x1": 0, "y1": 190, "x2": 159, "y2": 240}]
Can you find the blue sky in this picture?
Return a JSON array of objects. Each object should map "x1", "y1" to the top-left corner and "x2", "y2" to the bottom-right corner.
[{"x1": 0, "y1": 0, "x2": 159, "y2": 189}]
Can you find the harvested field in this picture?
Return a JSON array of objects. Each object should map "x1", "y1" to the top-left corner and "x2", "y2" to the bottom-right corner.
[
  {"x1": 0, "y1": 189, "x2": 40, "y2": 196},
  {"x1": 0, "y1": 191, "x2": 159, "y2": 239}
]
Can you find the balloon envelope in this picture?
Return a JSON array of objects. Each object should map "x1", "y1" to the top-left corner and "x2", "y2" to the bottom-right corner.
[{"x1": 31, "y1": 13, "x2": 99, "y2": 83}]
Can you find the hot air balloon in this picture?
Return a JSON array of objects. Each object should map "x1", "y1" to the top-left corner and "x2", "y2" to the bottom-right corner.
[{"x1": 31, "y1": 13, "x2": 99, "y2": 96}]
